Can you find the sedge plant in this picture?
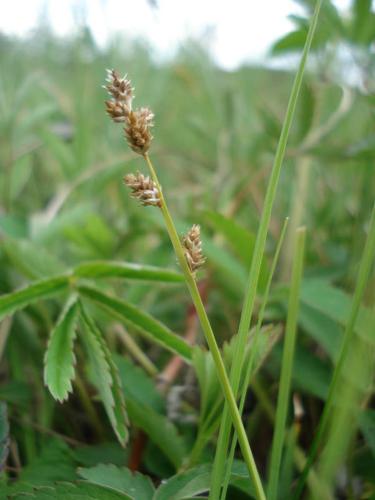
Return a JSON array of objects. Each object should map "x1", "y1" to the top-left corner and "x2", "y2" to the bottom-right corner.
[{"x1": 103, "y1": 69, "x2": 266, "y2": 499}]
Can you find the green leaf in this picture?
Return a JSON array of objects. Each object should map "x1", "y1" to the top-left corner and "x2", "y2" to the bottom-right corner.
[
  {"x1": 114, "y1": 355, "x2": 165, "y2": 413},
  {"x1": 154, "y1": 461, "x2": 255, "y2": 499},
  {"x1": 78, "y1": 464, "x2": 154, "y2": 500},
  {"x1": 0, "y1": 275, "x2": 69, "y2": 321},
  {"x1": 359, "y1": 410, "x2": 375, "y2": 457},
  {"x1": 16, "y1": 439, "x2": 77, "y2": 486},
  {"x1": 271, "y1": 29, "x2": 308, "y2": 54},
  {"x1": 300, "y1": 279, "x2": 374, "y2": 345},
  {"x1": 126, "y1": 398, "x2": 186, "y2": 469},
  {"x1": 74, "y1": 260, "x2": 184, "y2": 283},
  {"x1": 0, "y1": 402, "x2": 9, "y2": 474},
  {"x1": 9, "y1": 481, "x2": 130, "y2": 499},
  {"x1": 78, "y1": 285, "x2": 192, "y2": 362},
  {"x1": 3, "y1": 237, "x2": 65, "y2": 279},
  {"x1": 44, "y1": 296, "x2": 79, "y2": 402},
  {"x1": 79, "y1": 305, "x2": 129, "y2": 446}
]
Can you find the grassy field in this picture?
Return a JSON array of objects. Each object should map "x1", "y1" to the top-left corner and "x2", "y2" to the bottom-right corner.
[{"x1": 0, "y1": 1, "x2": 374, "y2": 499}]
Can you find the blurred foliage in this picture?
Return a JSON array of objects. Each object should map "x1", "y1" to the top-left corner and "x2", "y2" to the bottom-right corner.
[{"x1": 0, "y1": 0, "x2": 374, "y2": 498}]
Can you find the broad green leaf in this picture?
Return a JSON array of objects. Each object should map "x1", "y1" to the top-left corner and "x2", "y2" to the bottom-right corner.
[
  {"x1": 114, "y1": 355, "x2": 165, "y2": 413},
  {"x1": 44, "y1": 296, "x2": 79, "y2": 402},
  {"x1": 204, "y1": 211, "x2": 269, "y2": 286},
  {"x1": 9, "y1": 481, "x2": 130, "y2": 499},
  {"x1": 74, "y1": 260, "x2": 184, "y2": 283},
  {"x1": 0, "y1": 275, "x2": 69, "y2": 321},
  {"x1": 78, "y1": 464, "x2": 154, "y2": 500},
  {"x1": 154, "y1": 461, "x2": 255, "y2": 499},
  {"x1": 3, "y1": 237, "x2": 65, "y2": 279},
  {"x1": 16, "y1": 439, "x2": 76, "y2": 486},
  {"x1": 0, "y1": 402, "x2": 9, "y2": 473},
  {"x1": 359, "y1": 410, "x2": 375, "y2": 457},
  {"x1": 78, "y1": 285, "x2": 192, "y2": 362},
  {"x1": 126, "y1": 398, "x2": 186, "y2": 469},
  {"x1": 73, "y1": 443, "x2": 129, "y2": 468},
  {"x1": 271, "y1": 29, "x2": 308, "y2": 54},
  {"x1": 79, "y1": 305, "x2": 129, "y2": 446},
  {"x1": 300, "y1": 279, "x2": 374, "y2": 344}
]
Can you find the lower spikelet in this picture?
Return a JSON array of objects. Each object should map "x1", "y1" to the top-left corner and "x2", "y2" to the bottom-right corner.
[
  {"x1": 182, "y1": 225, "x2": 205, "y2": 273},
  {"x1": 124, "y1": 172, "x2": 161, "y2": 207}
]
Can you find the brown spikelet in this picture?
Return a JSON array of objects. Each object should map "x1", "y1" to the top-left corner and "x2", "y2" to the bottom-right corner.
[
  {"x1": 124, "y1": 108, "x2": 154, "y2": 155},
  {"x1": 105, "y1": 100, "x2": 130, "y2": 123},
  {"x1": 104, "y1": 69, "x2": 134, "y2": 104},
  {"x1": 182, "y1": 225, "x2": 205, "y2": 273},
  {"x1": 124, "y1": 172, "x2": 161, "y2": 207}
]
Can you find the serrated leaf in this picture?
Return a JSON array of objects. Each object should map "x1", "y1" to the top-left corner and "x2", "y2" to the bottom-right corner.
[
  {"x1": 9, "y1": 481, "x2": 130, "y2": 499},
  {"x1": 154, "y1": 460, "x2": 255, "y2": 499},
  {"x1": 79, "y1": 305, "x2": 129, "y2": 446},
  {"x1": 126, "y1": 398, "x2": 186, "y2": 469},
  {"x1": 78, "y1": 285, "x2": 192, "y2": 362},
  {"x1": 0, "y1": 275, "x2": 69, "y2": 321},
  {"x1": 44, "y1": 296, "x2": 79, "y2": 402},
  {"x1": 78, "y1": 464, "x2": 154, "y2": 500},
  {"x1": 74, "y1": 260, "x2": 184, "y2": 283}
]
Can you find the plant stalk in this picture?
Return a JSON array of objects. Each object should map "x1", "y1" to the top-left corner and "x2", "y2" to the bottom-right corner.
[{"x1": 143, "y1": 153, "x2": 266, "y2": 500}]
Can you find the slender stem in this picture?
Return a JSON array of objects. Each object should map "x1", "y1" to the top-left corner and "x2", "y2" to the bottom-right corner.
[
  {"x1": 210, "y1": 2, "x2": 323, "y2": 497},
  {"x1": 220, "y1": 218, "x2": 289, "y2": 500},
  {"x1": 267, "y1": 227, "x2": 305, "y2": 500},
  {"x1": 143, "y1": 153, "x2": 266, "y2": 500},
  {"x1": 293, "y1": 201, "x2": 375, "y2": 499}
]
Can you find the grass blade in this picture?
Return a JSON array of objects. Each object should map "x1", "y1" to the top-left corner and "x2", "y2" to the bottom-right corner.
[
  {"x1": 220, "y1": 218, "x2": 289, "y2": 499},
  {"x1": 267, "y1": 227, "x2": 306, "y2": 500},
  {"x1": 0, "y1": 275, "x2": 69, "y2": 321},
  {"x1": 210, "y1": 2, "x2": 323, "y2": 497},
  {"x1": 78, "y1": 285, "x2": 193, "y2": 361},
  {"x1": 74, "y1": 260, "x2": 184, "y2": 283},
  {"x1": 294, "y1": 201, "x2": 375, "y2": 498}
]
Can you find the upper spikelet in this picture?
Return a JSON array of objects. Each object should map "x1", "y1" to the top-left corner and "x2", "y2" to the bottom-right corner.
[
  {"x1": 182, "y1": 225, "x2": 205, "y2": 273},
  {"x1": 124, "y1": 172, "x2": 161, "y2": 207},
  {"x1": 104, "y1": 70, "x2": 154, "y2": 155},
  {"x1": 104, "y1": 69, "x2": 134, "y2": 104}
]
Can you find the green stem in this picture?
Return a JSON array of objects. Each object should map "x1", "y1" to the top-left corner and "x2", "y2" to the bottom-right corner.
[
  {"x1": 143, "y1": 153, "x2": 266, "y2": 500},
  {"x1": 293, "y1": 200, "x2": 375, "y2": 499},
  {"x1": 220, "y1": 218, "x2": 289, "y2": 500},
  {"x1": 210, "y1": 2, "x2": 322, "y2": 497},
  {"x1": 267, "y1": 227, "x2": 305, "y2": 500}
]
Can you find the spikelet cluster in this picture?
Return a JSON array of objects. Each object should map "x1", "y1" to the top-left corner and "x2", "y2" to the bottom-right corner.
[
  {"x1": 182, "y1": 225, "x2": 205, "y2": 273},
  {"x1": 124, "y1": 172, "x2": 161, "y2": 207},
  {"x1": 104, "y1": 69, "x2": 153, "y2": 155}
]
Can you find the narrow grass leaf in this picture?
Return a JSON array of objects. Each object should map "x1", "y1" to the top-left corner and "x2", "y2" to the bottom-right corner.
[
  {"x1": 78, "y1": 285, "x2": 192, "y2": 361},
  {"x1": 44, "y1": 296, "x2": 79, "y2": 402},
  {"x1": 0, "y1": 275, "x2": 69, "y2": 321},
  {"x1": 210, "y1": 2, "x2": 322, "y2": 496},
  {"x1": 220, "y1": 218, "x2": 288, "y2": 500},
  {"x1": 267, "y1": 227, "x2": 305, "y2": 500},
  {"x1": 74, "y1": 260, "x2": 184, "y2": 283},
  {"x1": 294, "y1": 201, "x2": 375, "y2": 498},
  {"x1": 79, "y1": 304, "x2": 129, "y2": 446}
]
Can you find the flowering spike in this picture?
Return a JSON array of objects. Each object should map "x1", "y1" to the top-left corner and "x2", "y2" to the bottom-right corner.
[
  {"x1": 182, "y1": 225, "x2": 205, "y2": 273},
  {"x1": 104, "y1": 70, "x2": 154, "y2": 155},
  {"x1": 124, "y1": 172, "x2": 161, "y2": 207}
]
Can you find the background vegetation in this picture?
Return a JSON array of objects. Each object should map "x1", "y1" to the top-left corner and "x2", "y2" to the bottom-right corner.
[{"x1": 0, "y1": 0, "x2": 374, "y2": 498}]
